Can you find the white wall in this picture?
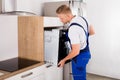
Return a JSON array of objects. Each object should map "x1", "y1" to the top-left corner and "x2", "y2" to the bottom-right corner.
[
  {"x1": 86, "y1": 0, "x2": 120, "y2": 79},
  {"x1": 0, "y1": 16, "x2": 18, "y2": 61}
]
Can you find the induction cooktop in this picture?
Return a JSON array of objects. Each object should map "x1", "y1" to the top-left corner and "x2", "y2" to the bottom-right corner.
[{"x1": 0, "y1": 57, "x2": 40, "y2": 72}]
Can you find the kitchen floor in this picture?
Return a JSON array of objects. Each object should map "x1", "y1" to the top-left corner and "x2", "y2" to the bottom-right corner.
[{"x1": 87, "y1": 73, "x2": 119, "y2": 80}]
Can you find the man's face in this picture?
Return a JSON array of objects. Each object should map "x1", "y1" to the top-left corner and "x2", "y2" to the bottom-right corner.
[{"x1": 57, "y1": 14, "x2": 69, "y2": 24}]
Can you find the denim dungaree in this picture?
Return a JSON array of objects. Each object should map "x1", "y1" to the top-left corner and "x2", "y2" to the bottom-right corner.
[{"x1": 66, "y1": 17, "x2": 91, "y2": 80}]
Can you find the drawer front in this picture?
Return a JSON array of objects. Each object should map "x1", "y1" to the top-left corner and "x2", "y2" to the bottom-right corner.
[
  {"x1": 5, "y1": 65, "x2": 46, "y2": 80},
  {"x1": 29, "y1": 73, "x2": 45, "y2": 80},
  {"x1": 45, "y1": 64, "x2": 63, "y2": 80}
]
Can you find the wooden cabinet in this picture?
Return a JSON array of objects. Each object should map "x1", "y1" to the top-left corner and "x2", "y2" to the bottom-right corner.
[
  {"x1": 18, "y1": 16, "x2": 63, "y2": 62},
  {"x1": 18, "y1": 16, "x2": 44, "y2": 61}
]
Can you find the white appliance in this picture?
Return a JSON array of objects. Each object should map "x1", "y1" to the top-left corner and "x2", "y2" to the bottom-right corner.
[
  {"x1": 0, "y1": 0, "x2": 16, "y2": 12},
  {"x1": 0, "y1": 0, "x2": 41, "y2": 15},
  {"x1": 44, "y1": 28, "x2": 71, "y2": 66},
  {"x1": 44, "y1": 29, "x2": 60, "y2": 65}
]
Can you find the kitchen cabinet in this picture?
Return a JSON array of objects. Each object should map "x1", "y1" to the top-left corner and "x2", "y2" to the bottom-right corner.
[
  {"x1": 5, "y1": 64, "x2": 63, "y2": 80},
  {"x1": 44, "y1": 19, "x2": 63, "y2": 80},
  {"x1": 0, "y1": 15, "x2": 63, "y2": 80},
  {"x1": 18, "y1": 16, "x2": 63, "y2": 61},
  {"x1": 29, "y1": 74, "x2": 44, "y2": 80},
  {"x1": 18, "y1": 16, "x2": 44, "y2": 61},
  {"x1": 45, "y1": 64, "x2": 63, "y2": 80},
  {"x1": 0, "y1": 15, "x2": 62, "y2": 61},
  {"x1": 5, "y1": 64, "x2": 46, "y2": 80}
]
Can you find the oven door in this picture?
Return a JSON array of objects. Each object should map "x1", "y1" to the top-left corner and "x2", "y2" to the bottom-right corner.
[
  {"x1": 44, "y1": 29, "x2": 60, "y2": 66},
  {"x1": 44, "y1": 29, "x2": 71, "y2": 66},
  {"x1": 58, "y1": 30, "x2": 71, "y2": 64}
]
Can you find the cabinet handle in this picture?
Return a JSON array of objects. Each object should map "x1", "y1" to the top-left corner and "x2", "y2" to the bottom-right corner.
[
  {"x1": 46, "y1": 65, "x2": 52, "y2": 68},
  {"x1": 21, "y1": 72, "x2": 33, "y2": 78}
]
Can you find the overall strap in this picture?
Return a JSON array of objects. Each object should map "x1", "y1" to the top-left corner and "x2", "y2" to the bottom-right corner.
[
  {"x1": 69, "y1": 23, "x2": 88, "y2": 36},
  {"x1": 81, "y1": 16, "x2": 89, "y2": 29},
  {"x1": 69, "y1": 16, "x2": 89, "y2": 37}
]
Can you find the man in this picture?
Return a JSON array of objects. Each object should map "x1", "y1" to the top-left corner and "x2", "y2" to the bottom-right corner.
[{"x1": 56, "y1": 5, "x2": 95, "y2": 80}]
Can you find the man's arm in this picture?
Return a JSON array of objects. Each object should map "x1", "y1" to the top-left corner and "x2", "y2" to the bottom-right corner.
[
  {"x1": 58, "y1": 43, "x2": 80, "y2": 67},
  {"x1": 89, "y1": 25, "x2": 95, "y2": 35}
]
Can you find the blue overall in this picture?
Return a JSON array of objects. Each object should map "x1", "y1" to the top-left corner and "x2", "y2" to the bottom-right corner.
[{"x1": 66, "y1": 17, "x2": 91, "y2": 80}]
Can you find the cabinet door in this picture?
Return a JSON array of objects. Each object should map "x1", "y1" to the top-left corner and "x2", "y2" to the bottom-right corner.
[
  {"x1": 29, "y1": 73, "x2": 45, "y2": 80},
  {"x1": 45, "y1": 64, "x2": 63, "y2": 80},
  {"x1": 18, "y1": 16, "x2": 44, "y2": 62},
  {"x1": 44, "y1": 29, "x2": 60, "y2": 65},
  {"x1": 5, "y1": 65, "x2": 46, "y2": 80}
]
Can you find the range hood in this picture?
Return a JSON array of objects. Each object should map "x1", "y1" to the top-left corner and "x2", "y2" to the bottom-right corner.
[
  {"x1": 0, "y1": 0, "x2": 16, "y2": 13},
  {"x1": 0, "y1": 0, "x2": 36, "y2": 16},
  {"x1": 0, "y1": 11, "x2": 36, "y2": 16}
]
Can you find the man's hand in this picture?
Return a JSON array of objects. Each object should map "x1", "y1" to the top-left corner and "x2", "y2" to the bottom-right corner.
[{"x1": 58, "y1": 59, "x2": 66, "y2": 67}]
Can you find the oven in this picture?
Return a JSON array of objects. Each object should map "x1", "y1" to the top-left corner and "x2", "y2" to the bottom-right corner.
[{"x1": 44, "y1": 28, "x2": 71, "y2": 66}]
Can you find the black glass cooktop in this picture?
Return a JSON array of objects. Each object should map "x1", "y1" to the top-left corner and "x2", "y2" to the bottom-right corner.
[{"x1": 0, "y1": 57, "x2": 40, "y2": 72}]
